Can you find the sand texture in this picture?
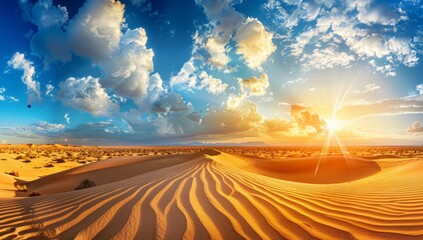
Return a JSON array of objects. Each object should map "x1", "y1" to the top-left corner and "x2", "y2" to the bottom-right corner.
[{"x1": 1, "y1": 147, "x2": 423, "y2": 239}]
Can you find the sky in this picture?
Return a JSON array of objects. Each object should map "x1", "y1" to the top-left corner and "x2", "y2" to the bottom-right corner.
[{"x1": 1, "y1": 0, "x2": 423, "y2": 146}]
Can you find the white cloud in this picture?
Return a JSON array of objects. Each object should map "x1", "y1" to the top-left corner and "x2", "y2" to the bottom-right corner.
[
  {"x1": 0, "y1": 88, "x2": 5, "y2": 101},
  {"x1": 195, "y1": 0, "x2": 244, "y2": 69},
  {"x1": 387, "y1": 37, "x2": 419, "y2": 67},
  {"x1": 31, "y1": 121, "x2": 65, "y2": 132},
  {"x1": 198, "y1": 71, "x2": 228, "y2": 95},
  {"x1": 406, "y1": 121, "x2": 423, "y2": 133},
  {"x1": 31, "y1": 0, "x2": 68, "y2": 30},
  {"x1": 417, "y1": 84, "x2": 423, "y2": 94},
  {"x1": 234, "y1": 17, "x2": 276, "y2": 70},
  {"x1": 8, "y1": 52, "x2": 41, "y2": 104},
  {"x1": 170, "y1": 58, "x2": 228, "y2": 95},
  {"x1": 170, "y1": 58, "x2": 197, "y2": 87},
  {"x1": 148, "y1": 73, "x2": 165, "y2": 102},
  {"x1": 101, "y1": 28, "x2": 154, "y2": 103},
  {"x1": 67, "y1": 0, "x2": 125, "y2": 61},
  {"x1": 45, "y1": 83, "x2": 54, "y2": 97},
  {"x1": 64, "y1": 113, "x2": 70, "y2": 124},
  {"x1": 205, "y1": 37, "x2": 231, "y2": 68},
  {"x1": 365, "y1": 83, "x2": 381, "y2": 92},
  {"x1": 240, "y1": 73, "x2": 270, "y2": 96},
  {"x1": 264, "y1": 0, "x2": 420, "y2": 75},
  {"x1": 58, "y1": 76, "x2": 117, "y2": 116},
  {"x1": 302, "y1": 47, "x2": 355, "y2": 70}
]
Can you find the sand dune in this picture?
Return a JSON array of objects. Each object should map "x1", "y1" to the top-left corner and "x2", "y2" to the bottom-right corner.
[{"x1": 1, "y1": 149, "x2": 423, "y2": 239}]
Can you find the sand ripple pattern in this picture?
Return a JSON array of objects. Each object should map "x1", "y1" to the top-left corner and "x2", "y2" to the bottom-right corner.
[{"x1": 1, "y1": 151, "x2": 423, "y2": 239}]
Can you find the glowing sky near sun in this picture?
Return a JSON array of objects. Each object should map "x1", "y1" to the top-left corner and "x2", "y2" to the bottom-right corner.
[{"x1": 0, "y1": 0, "x2": 423, "y2": 145}]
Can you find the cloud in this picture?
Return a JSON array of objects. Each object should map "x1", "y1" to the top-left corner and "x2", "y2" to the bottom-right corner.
[
  {"x1": 354, "y1": 0, "x2": 406, "y2": 26},
  {"x1": 151, "y1": 93, "x2": 188, "y2": 113},
  {"x1": 263, "y1": 0, "x2": 420, "y2": 75},
  {"x1": 23, "y1": 0, "x2": 162, "y2": 108},
  {"x1": 338, "y1": 86, "x2": 423, "y2": 120},
  {"x1": 195, "y1": 0, "x2": 244, "y2": 69},
  {"x1": 45, "y1": 84, "x2": 54, "y2": 97},
  {"x1": 31, "y1": 121, "x2": 65, "y2": 131},
  {"x1": 201, "y1": 101, "x2": 263, "y2": 135},
  {"x1": 64, "y1": 113, "x2": 70, "y2": 124},
  {"x1": 240, "y1": 73, "x2": 269, "y2": 96},
  {"x1": 57, "y1": 76, "x2": 117, "y2": 116},
  {"x1": 301, "y1": 47, "x2": 355, "y2": 70},
  {"x1": 0, "y1": 88, "x2": 5, "y2": 101},
  {"x1": 406, "y1": 121, "x2": 423, "y2": 133},
  {"x1": 26, "y1": 0, "x2": 71, "y2": 67},
  {"x1": 67, "y1": 0, "x2": 125, "y2": 61},
  {"x1": 198, "y1": 71, "x2": 228, "y2": 95},
  {"x1": 0, "y1": 121, "x2": 65, "y2": 140},
  {"x1": 234, "y1": 17, "x2": 276, "y2": 70},
  {"x1": 170, "y1": 58, "x2": 197, "y2": 87},
  {"x1": 8, "y1": 52, "x2": 41, "y2": 105},
  {"x1": 25, "y1": 0, "x2": 125, "y2": 63},
  {"x1": 147, "y1": 73, "x2": 165, "y2": 102},
  {"x1": 262, "y1": 118, "x2": 292, "y2": 136},
  {"x1": 290, "y1": 104, "x2": 326, "y2": 133},
  {"x1": 100, "y1": 28, "x2": 155, "y2": 102},
  {"x1": 170, "y1": 58, "x2": 227, "y2": 95}
]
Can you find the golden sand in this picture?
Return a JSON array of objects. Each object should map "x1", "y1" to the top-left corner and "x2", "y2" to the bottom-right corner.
[{"x1": 0, "y1": 146, "x2": 422, "y2": 239}]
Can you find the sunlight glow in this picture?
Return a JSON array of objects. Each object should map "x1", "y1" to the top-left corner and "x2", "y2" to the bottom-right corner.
[{"x1": 326, "y1": 119, "x2": 338, "y2": 132}]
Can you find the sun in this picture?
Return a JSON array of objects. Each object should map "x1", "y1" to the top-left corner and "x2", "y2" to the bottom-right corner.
[{"x1": 326, "y1": 119, "x2": 339, "y2": 132}]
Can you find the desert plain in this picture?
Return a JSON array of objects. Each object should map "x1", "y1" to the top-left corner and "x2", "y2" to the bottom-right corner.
[{"x1": 0, "y1": 144, "x2": 423, "y2": 239}]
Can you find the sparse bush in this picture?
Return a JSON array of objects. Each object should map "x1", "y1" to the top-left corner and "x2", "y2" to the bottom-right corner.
[
  {"x1": 74, "y1": 179, "x2": 96, "y2": 190},
  {"x1": 22, "y1": 160, "x2": 31, "y2": 163},
  {"x1": 29, "y1": 192, "x2": 41, "y2": 197},
  {"x1": 5, "y1": 171, "x2": 19, "y2": 177},
  {"x1": 43, "y1": 163, "x2": 54, "y2": 168}
]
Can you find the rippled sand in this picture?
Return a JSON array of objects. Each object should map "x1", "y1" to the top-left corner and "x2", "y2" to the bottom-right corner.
[{"x1": 1, "y1": 148, "x2": 423, "y2": 239}]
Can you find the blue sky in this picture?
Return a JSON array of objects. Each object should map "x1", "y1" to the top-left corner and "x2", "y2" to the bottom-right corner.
[{"x1": 1, "y1": 0, "x2": 423, "y2": 145}]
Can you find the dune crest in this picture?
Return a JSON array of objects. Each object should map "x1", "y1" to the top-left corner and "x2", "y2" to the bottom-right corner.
[{"x1": 0, "y1": 150, "x2": 422, "y2": 239}]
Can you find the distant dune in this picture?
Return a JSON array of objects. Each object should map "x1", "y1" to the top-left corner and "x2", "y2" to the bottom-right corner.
[{"x1": 1, "y1": 149, "x2": 422, "y2": 239}]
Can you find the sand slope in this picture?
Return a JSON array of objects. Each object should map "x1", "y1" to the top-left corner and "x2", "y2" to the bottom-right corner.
[{"x1": 1, "y1": 149, "x2": 422, "y2": 239}]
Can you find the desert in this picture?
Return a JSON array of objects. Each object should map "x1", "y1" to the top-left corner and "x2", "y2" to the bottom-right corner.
[{"x1": 1, "y1": 145, "x2": 423, "y2": 239}]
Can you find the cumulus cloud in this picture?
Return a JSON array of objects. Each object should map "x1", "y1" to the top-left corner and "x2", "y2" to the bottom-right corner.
[
  {"x1": 170, "y1": 58, "x2": 228, "y2": 95},
  {"x1": 201, "y1": 101, "x2": 262, "y2": 135},
  {"x1": 148, "y1": 73, "x2": 165, "y2": 102},
  {"x1": 406, "y1": 121, "x2": 423, "y2": 133},
  {"x1": 58, "y1": 76, "x2": 117, "y2": 116},
  {"x1": 198, "y1": 71, "x2": 228, "y2": 95},
  {"x1": 67, "y1": 0, "x2": 124, "y2": 61},
  {"x1": 290, "y1": 104, "x2": 326, "y2": 133},
  {"x1": 234, "y1": 17, "x2": 276, "y2": 70},
  {"x1": 101, "y1": 28, "x2": 154, "y2": 102},
  {"x1": 151, "y1": 93, "x2": 188, "y2": 113},
  {"x1": 8, "y1": 52, "x2": 41, "y2": 105},
  {"x1": 195, "y1": 0, "x2": 244, "y2": 69},
  {"x1": 26, "y1": 0, "x2": 125, "y2": 64},
  {"x1": 22, "y1": 0, "x2": 162, "y2": 109},
  {"x1": 195, "y1": 0, "x2": 276, "y2": 71},
  {"x1": 240, "y1": 73, "x2": 269, "y2": 96},
  {"x1": 170, "y1": 58, "x2": 197, "y2": 87}
]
